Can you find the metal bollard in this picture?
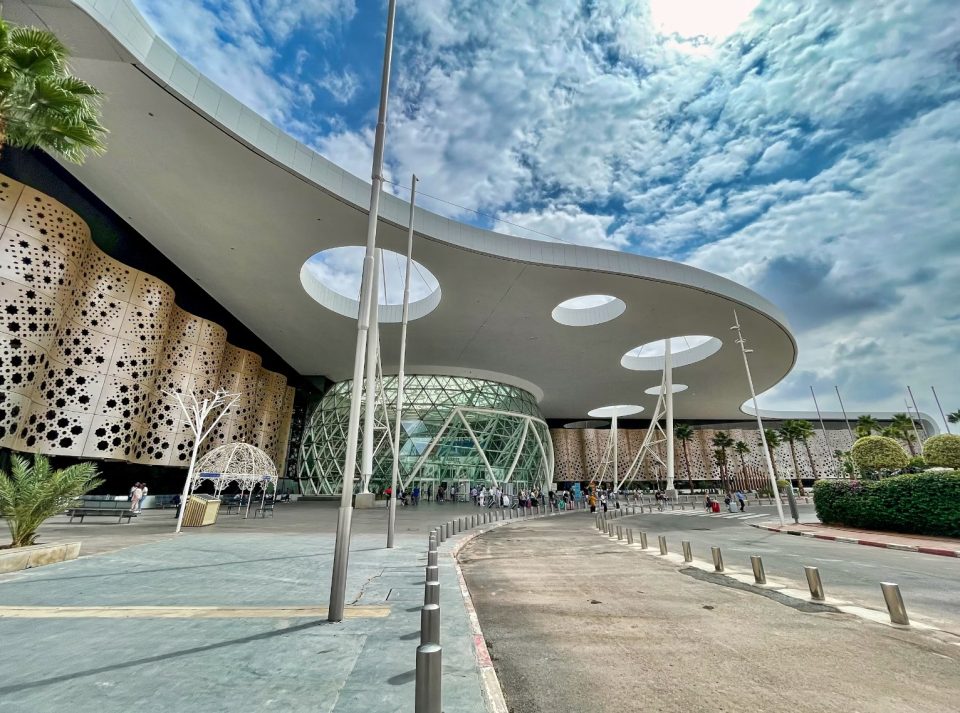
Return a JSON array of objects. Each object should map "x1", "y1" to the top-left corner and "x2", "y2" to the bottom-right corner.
[
  {"x1": 681, "y1": 540, "x2": 693, "y2": 563},
  {"x1": 617, "y1": 526, "x2": 623, "y2": 541},
  {"x1": 459, "y1": 517, "x2": 465, "y2": 531},
  {"x1": 445, "y1": 522, "x2": 451, "y2": 538},
  {"x1": 804, "y1": 566, "x2": 825, "y2": 601},
  {"x1": 750, "y1": 555, "x2": 766, "y2": 584},
  {"x1": 420, "y1": 603, "x2": 440, "y2": 645},
  {"x1": 438, "y1": 526, "x2": 446, "y2": 543},
  {"x1": 427, "y1": 550, "x2": 438, "y2": 567},
  {"x1": 880, "y1": 582, "x2": 909, "y2": 625},
  {"x1": 424, "y1": 580, "x2": 440, "y2": 606},
  {"x1": 425, "y1": 565, "x2": 439, "y2": 583},
  {"x1": 711, "y1": 546, "x2": 724, "y2": 572},
  {"x1": 472, "y1": 514, "x2": 478, "y2": 528},
  {"x1": 415, "y1": 643, "x2": 442, "y2": 713},
  {"x1": 627, "y1": 528, "x2": 634, "y2": 545},
  {"x1": 640, "y1": 531, "x2": 648, "y2": 549},
  {"x1": 658, "y1": 535, "x2": 668, "y2": 555}
]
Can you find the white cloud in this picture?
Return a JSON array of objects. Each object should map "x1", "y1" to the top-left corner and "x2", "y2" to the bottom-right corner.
[{"x1": 318, "y1": 68, "x2": 360, "y2": 104}]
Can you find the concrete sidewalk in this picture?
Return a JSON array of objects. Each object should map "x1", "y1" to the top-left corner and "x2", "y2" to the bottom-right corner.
[
  {"x1": 751, "y1": 521, "x2": 960, "y2": 557},
  {"x1": 0, "y1": 501, "x2": 535, "y2": 713}
]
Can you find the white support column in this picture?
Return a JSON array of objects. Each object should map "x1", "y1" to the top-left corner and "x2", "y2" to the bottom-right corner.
[
  {"x1": 505, "y1": 418, "x2": 529, "y2": 483},
  {"x1": 665, "y1": 338, "x2": 675, "y2": 495},
  {"x1": 359, "y1": 250, "x2": 382, "y2": 496},
  {"x1": 612, "y1": 414, "x2": 619, "y2": 493},
  {"x1": 458, "y1": 411, "x2": 498, "y2": 485}
]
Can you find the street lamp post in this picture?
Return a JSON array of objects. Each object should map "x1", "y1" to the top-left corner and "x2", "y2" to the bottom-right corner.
[
  {"x1": 387, "y1": 175, "x2": 418, "y2": 549},
  {"x1": 329, "y1": 0, "x2": 398, "y2": 624},
  {"x1": 731, "y1": 311, "x2": 785, "y2": 527}
]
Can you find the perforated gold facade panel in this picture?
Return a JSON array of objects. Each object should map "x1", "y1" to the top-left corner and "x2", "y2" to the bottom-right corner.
[{"x1": 0, "y1": 174, "x2": 294, "y2": 468}]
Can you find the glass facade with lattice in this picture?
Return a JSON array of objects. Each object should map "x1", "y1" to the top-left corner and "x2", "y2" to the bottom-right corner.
[{"x1": 298, "y1": 375, "x2": 551, "y2": 494}]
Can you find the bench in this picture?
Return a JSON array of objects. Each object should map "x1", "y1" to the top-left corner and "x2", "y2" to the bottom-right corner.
[
  {"x1": 65, "y1": 508, "x2": 137, "y2": 524},
  {"x1": 256, "y1": 503, "x2": 274, "y2": 518}
]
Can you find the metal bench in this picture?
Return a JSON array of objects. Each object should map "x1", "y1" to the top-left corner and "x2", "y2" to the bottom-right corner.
[
  {"x1": 65, "y1": 508, "x2": 137, "y2": 524},
  {"x1": 256, "y1": 503, "x2": 274, "y2": 518}
]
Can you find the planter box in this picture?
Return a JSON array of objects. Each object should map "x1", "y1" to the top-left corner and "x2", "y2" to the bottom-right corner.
[{"x1": 0, "y1": 542, "x2": 82, "y2": 574}]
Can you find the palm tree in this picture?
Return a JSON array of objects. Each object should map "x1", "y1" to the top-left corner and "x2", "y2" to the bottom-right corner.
[
  {"x1": 0, "y1": 453, "x2": 102, "y2": 547},
  {"x1": 889, "y1": 413, "x2": 918, "y2": 455},
  {"x1": 779, "y1": 420, "x2": 812, "y2": 495},
  {"x1": 0, "y1": 18, "x2": 107, "y2": 163},
  {"x1": 855, "y1": 414, "x2": 880, "y2": 438},
  {"x1": 762, "y1": 428, "x2": 782, "y2": 480},
  {"x1": 734, "y1": 441, "x2": 750, "y2": 491},
  {"x1": 711, "y1": 431, "x2": 734, "y2": 493},
  {"x1": 948, "y1": 410, "x2": 960, "y2": 426},
  {"x1": 674, "y1": 423, "x2": 696, "y2": 494}
]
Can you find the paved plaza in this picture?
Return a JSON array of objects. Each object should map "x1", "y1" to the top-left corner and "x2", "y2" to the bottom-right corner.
[{"x1": 0, "y1": 501, "x2": 498, "y2": 713}]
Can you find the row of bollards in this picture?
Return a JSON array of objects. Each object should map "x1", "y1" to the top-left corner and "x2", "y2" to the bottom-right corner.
[
  {"x1": 417, "y1": 495, "x2": 585, "y2": 710},
  {"x1": 596, "y1": 526, "x2": 913, "y2": 628}
]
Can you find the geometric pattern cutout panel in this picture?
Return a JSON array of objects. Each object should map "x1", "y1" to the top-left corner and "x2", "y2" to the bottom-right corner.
[
  {"x1": 551, "y1": 425, "x2": 861, "y2": 486},
  {"x1": 0, "y1": 173, "x2": 294, "y2": 469}
]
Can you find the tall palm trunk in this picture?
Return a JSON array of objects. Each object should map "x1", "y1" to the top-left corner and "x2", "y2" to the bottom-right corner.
[
  {"x1": 803, "y1": 440, "x2": 819, "y2": 480},
  {"x1": 767, "y1": 445, "x2": 780, "y2": 479},
  {"x1": 787, "y1": 440, "x2": 805, "y2": 496},
  {"x1": 682, "y1": 442, "x2": 694, "y2": 494},
  {"x1": 738, "y1": 454, "x2": 747, "y2": 491}
]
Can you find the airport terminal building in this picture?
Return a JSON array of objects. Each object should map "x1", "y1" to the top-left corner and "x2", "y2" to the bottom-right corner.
[{"x1": 0, "y1": 1, "x2": 935, "y2": 495}]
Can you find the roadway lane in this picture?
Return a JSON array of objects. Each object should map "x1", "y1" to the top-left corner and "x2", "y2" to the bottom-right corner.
[{"x1": 620, "y1": 505, "x2": 960, "y2": 632}]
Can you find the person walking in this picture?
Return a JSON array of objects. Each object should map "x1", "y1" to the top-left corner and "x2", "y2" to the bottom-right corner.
[
  {"x1": 735, "y1": 490, "x2": 746, "y2": 512},
  {"x1": 138, "y1": 483, "x2": 148, "y2": 513},
  {"x1": 588, "y1": 492, "x2": 597, "y2": 513},
  {"x1": 129, "y1": 482, "x2": 143, "y2": 514},
  {"x1": 600, "y1": 492, "x2": 608, "y2": 513},
  {"x1": 426, "y1": 484, "x2": 433, "y2": 502},
  {"x1": 412, "y1": 485, "x2": 420, "y2": 506}
]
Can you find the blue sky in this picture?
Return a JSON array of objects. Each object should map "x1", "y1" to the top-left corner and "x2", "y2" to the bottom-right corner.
[{"x1": 132, "y1": 0, "x2": 959, "y2": 420}]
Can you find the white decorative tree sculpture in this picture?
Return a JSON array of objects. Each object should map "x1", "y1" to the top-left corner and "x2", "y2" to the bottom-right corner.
[{"x1": 168, "y1": 388, "x2": 240, "y2": 533}]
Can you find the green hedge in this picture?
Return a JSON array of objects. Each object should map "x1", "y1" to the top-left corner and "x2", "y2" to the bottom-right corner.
[
  {"x1": 923, "y1": 434, "x2": 960, "y2": 469},
  {"x1": 813, "y1": 472, "x2": 960, "y2": 538}
]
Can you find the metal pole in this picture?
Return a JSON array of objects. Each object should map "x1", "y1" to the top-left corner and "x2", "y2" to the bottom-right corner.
[
  {"x1": 665, "y1": 339, "x2": 675, "y2": 494},
  {"x1": 931, "y1": 386, "x2": 951, "y2": 434},
  {"x1": 907, "y1": 386, "x2": 927, "y2": 439},
  {"x1": 640, "y1": 532, "x2": 648, "y2": 549},
  {"x1": 834, "y1": 385, "x2": 854, "y2": 442},
  {"x1": 732, "y1": 311, "x2": 785, "y2": 526},
  {"x1": 360, "y1": 250, "x2": 382, "y2": 493},
  {"x1": 804, "y1": 566, "x2": 824, "y2": 601},
  {"x1": 329, "y1": 0, "x2": 398, "y2": 623},
  {"x1": 880, "y1": 582, "x2": 909, "y2": 625},
  {"x1": 658, "y1": 535, "x2": 667, "y2": 555},
  {"x1": 415, "y1": 643, "x2": 442, "y2": 713},
  {"x1": 681, "y1": 540, "x2": 692, "y2": 562},
  {"x1": 420, "y1": 603, "x2": 440, "y2": 645},
  {"x1": 424, "y1": 581, "x2": 440, "y2": 606},
  {"x1": 612, "y1": 414, "x2": 619, "y2": 494},
  {"x1": 427, "y1": 550, "x2": 438, "y2": 567},
  {"x1": 810, "y1": 386, "x2": 833, "y2": 475},
  {"x1": 750, "y1": 555, "x2": 766, "y2": 584},
  {"x1": 387, "y1": 177, "x2": 418, "y2": 547},
  {"x1": 711, "y1": 547, "x2": 724, "y2": 572},
  {"x1": 627, "y1": 528, "x2": 634, "y2": 544}
]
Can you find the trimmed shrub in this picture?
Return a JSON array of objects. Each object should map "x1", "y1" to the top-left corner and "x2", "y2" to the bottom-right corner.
[
  {"x1": 923, "y1": 434, "x2": 960, "y2": 470},
  {"x1": 813, "y1": 472, "x2": 960, "y2": 538},
  {"x1": 850, "y1": 435, "x2": 908, "y2": 475}
]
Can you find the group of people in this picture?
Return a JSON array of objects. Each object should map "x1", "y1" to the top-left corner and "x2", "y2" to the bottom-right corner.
[
  {"x1": 128, "y1": 482, "x2": 148, "y2": 513},
  {"x1": 704, "y1": 491, "x2": 747, "y2": 512},
  {"x1": 383, "y1": 485, "x2": 422, "y2": 506}
]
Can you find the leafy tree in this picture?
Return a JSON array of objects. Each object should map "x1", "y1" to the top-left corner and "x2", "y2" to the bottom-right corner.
[
  {"x1": 734, "y1": 440, "x2": 750, "y2": 491},
  {"x1": 855, "y1": 414, "x2": 880, "y2": 438},
  {"x1": 779, "y1": 420, "x2": 813, "y2": 495},
  {"x1": 0, "y1": 453, "x2": 102, "y2": 547},
  {"x1": 674, "y1": 423, "x2": 696, "y2": 494},
  {"x1": 711, "y1": 431, "x2": 734, "y2": 493},
  {"x1": 923, "y1": 434, "x2": 960, "y2": 469},
  {"x1": 889, "y1": 413, "x2": 918, "y2": 455},
  {"x1": 0, "y1": 18, "x2": 106, "y2": 163},
  {"x1": 850, "y1": 435, "x2": 909, "y2": 476}
]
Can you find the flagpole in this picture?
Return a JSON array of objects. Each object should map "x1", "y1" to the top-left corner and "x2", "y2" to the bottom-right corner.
[
  {"x1": 329, "y1": 0, "x2": 398, "y2": 623},
  {"x1": 388, "y1": 175, "x2": 418, "y2": 548}
]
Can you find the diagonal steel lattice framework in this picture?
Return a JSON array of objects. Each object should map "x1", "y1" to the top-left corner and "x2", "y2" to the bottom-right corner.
[{"x1": 298, "y1": 375, "x2": 553, "y2": 495}]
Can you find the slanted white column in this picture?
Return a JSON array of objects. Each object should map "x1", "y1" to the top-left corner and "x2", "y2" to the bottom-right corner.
[
  {"x1": 612, "y1": 414, "x2": 619, "y2": 493},
  {"x1": 360, "y1": 250, "x2": 382, "y2": 495},
  {"x1": 665, "y1": 338, "x2": 675, "y2": 494}
]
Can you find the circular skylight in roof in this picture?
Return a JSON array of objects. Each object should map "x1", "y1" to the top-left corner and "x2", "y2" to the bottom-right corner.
[
  {"x1": 644, "y1": 384, "x2": 689, "y2": 395},
  {"x1": 587, "y1": 404, "x2": 645, "y2": 418},
  {"x1": 551, "y1": 294, "x2": 626, "y2": 326},
  {"x1": 621, "y1": 335, "x2": 721, "y2": 371},
  {"x1": 300, "y1": 246, "x2": 441, "y2": 323}
]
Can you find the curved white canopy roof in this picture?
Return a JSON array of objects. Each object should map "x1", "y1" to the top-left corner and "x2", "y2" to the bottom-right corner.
[{"x1": 6, "y1": 0, "x2": 797, "y2": 420}]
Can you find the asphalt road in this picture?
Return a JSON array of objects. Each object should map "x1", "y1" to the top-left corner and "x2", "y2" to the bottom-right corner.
[
  {"x1": 620, "y1": 504, "x2": 960, "y2": 632},
  {"x1": 458, "y1": 516, "x2": 960, "y2": 713}
]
